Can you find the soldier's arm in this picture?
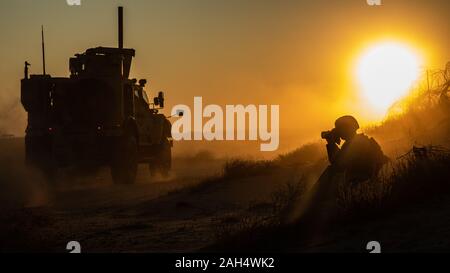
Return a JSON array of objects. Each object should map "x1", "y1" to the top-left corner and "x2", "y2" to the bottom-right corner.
[{"x1": 326, "y1": 143, "x2": 340, "y2": 164}]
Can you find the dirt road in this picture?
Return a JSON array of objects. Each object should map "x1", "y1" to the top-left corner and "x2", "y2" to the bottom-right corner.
[
  {"x1": 0, "y1": 138, "x2": 231, "y2": 252},
  {"x1": 1, "y1": 164, "x2": 223, "y2": 252}
]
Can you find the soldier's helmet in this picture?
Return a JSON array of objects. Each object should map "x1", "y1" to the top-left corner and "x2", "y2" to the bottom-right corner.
[{"x1": 335, "y1": 115, "x2": 360, "y2": 136}]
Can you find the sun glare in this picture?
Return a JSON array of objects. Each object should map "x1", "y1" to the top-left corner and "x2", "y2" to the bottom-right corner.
[{"x1": 356, "y1": 42, "x2": 421, "y2": 114}]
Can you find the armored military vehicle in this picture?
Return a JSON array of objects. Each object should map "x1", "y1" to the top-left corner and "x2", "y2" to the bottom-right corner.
[{"x1": 21, "y1": 7, "x2": 173, "y2": 184}]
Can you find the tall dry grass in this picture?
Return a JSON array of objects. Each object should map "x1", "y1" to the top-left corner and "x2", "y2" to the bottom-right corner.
[{"x1": 337, "y1": 147, "x2": 450, "y2": 220}]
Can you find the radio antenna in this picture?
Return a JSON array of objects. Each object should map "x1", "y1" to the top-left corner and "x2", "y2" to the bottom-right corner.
[
  {"x1": 118, "y1": 7, "x2": 123, "y2": 49},
  {"x1": 41, "y1": 25, "x2": 46, "y2": 75}
]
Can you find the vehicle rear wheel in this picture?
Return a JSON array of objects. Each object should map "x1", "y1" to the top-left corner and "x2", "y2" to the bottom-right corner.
[
  {"x1": 111, "y1": 134, "x2": 138, "y2": 184},
  {"x1": 25, "y1": 136, "x2": 58, "y2": 184}
]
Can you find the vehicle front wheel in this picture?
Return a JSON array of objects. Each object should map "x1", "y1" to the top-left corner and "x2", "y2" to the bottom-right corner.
[{"x1": 149, "y1": 139, "x2": 172, "y2": 178}]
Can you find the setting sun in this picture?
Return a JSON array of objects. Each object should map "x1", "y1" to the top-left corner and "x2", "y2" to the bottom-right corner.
[{"x1": 356, "y1": 42, "x2": 422, "y2": 114}]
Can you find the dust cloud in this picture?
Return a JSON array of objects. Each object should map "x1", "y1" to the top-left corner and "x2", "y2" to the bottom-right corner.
[{"x1": 0, "y1": 138, "x2": 49, "y2": 209}]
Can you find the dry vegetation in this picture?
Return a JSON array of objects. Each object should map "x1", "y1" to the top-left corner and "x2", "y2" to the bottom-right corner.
[
  {"x1": 204, "y1": 138, "x2": 450, "y2": 252},
  {"x1": 337, "y1": 147, "x2": 450, "y2": 219}
]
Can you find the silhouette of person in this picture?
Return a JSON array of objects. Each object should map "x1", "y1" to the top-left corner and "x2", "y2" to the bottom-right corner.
[
  {"x1": 292, "y1": 116, "x2": 388, "y2": 232},
  {"x1": 324, "y1": 115, "x2": 388, "y2": 186}
]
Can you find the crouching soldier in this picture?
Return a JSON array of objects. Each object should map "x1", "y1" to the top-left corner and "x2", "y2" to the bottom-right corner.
[
  {"x1": 293, "y1": 116, "x2": 388, "y2": 231},
  {"x1": 323, "y1": 115, "x2": 389, "y2": 186}
]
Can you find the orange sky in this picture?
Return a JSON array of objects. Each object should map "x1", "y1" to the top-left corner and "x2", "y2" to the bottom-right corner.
[{"x1": 0, "y1": 0, "x2": 449, "y2": 152}]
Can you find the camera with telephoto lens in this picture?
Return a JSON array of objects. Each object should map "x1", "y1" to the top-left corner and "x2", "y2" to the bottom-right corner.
[{"x1": 321, "y1": 128, "x2": 341, "y2": 144}]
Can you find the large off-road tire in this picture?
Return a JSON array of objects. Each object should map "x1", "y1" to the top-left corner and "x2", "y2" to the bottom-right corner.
[
  {"x1": 111, "y1": 134, "x2": 138, "y2": 184},
  {"x1": 160, "y1": 139, "x2": 172, "y2": 177},
  {"x1": 149, "y1": 139, "x2": 172, "y2": 178}
]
